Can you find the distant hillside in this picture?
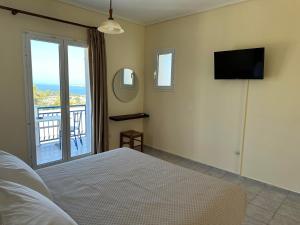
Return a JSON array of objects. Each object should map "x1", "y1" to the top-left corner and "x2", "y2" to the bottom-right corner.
[{"x1": 36, "y1": 84, "x2": 86, "y2": 95}]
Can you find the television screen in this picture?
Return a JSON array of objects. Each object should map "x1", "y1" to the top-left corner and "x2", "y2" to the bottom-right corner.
[{"x1": 214, "y1": 48, "x2": 265, "y2": 79}]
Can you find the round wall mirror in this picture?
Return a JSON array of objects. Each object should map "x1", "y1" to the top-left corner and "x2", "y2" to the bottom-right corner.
[{"x1": 113, "y1": 68, "x2": 139, "y2": 102}]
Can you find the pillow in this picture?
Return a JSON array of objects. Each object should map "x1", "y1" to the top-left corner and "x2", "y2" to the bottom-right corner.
[
  {"x1": 0, "y1": 180, "x2": 78, "y2": 225},
  {"x1": 0, "y1": 150, "x2": 52, "y2": 199}
]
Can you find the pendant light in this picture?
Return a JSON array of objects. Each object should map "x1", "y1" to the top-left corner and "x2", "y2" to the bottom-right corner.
[{"x1": 98, "y1": 0, "x2": 124, "y2": 34}]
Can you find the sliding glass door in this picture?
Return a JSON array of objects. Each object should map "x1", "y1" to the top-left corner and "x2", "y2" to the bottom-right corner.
[
  {"x1": 29, "y1": 38, "x2": 63, "y2": 165},
  {"x1": 25, "y1": 33, "x2": 92, "y2": 168},
  {"x1": 67, "y1": 44, "x2": 91, "y2": 158}
]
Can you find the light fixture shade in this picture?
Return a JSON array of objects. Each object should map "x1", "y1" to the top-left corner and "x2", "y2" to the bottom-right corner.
[{"x1": 98, "y1": 19, "x2": 124, "y2": 34}]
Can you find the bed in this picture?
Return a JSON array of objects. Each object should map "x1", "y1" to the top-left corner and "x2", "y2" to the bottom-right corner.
[{"x1": 37, "y1": 148, "x2": 246, "y2": 225}]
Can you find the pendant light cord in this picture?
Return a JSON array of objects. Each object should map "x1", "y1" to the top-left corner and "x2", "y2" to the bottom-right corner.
[{"x1": 109, "y1": 0, "x2": 113, "y2": 20}]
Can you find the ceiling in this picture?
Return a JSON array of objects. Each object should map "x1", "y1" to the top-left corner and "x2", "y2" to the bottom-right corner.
[{"x1": 60, "y1": 0, "x2": 248, "y2": 25}]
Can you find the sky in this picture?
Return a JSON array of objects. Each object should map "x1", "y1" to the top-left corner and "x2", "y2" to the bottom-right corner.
[
  {"x1": 158, "y1": 53, "x2": 172, "y2": 86},
  {"x1": 31, "y1": 40, "x2": 87, "y2": 87}
]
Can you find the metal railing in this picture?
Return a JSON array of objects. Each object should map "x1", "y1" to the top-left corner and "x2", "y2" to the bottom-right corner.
[{"x1": 36, "y1": 105, "x2": 86, "y2": 144}]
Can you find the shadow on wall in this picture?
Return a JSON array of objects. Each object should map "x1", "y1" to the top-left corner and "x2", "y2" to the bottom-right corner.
[{"x1": 265, "y1": 42, "x2": 293, "y2": 80}]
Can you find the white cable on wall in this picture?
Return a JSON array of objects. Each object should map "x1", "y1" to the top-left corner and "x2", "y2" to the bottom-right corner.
[{"x1": 239, "y1": 79, "x2": 250, "y2": 176}]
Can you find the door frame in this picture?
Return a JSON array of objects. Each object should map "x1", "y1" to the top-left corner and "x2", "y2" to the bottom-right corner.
[{"x1": 23, "y1": 32, "x2": 91, "y2": 169}]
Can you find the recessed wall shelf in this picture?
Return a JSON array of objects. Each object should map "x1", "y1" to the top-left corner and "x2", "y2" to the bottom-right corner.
[{"x1": 109, "y1": 113, "x2": 150, "y2": 121}]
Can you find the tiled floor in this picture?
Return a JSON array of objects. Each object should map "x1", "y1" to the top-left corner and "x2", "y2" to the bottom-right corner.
[
  {"x1": 37, "y1": 136, "x2": 90, "y2": 165},
  {"x1": 143, "y1": 146, "x2": 300, "y2": 225}
]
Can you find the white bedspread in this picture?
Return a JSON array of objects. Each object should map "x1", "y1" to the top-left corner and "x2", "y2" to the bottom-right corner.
[{"x1": 37, "y1": 148, "x2": 246, "y2": 225}]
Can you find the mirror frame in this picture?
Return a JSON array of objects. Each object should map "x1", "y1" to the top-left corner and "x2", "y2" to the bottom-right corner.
[{"x1": 112, "y1": 67, "x2": 139, "y2": 103}]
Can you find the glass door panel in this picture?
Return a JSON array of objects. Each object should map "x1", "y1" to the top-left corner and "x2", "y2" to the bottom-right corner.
[
  {"x1": 30, "y1": 40, "x2": 63, "y2": 165},
  {"x1": 26, "y1": 34, "x2": 92, "y2": 168},
  {"x1": 67, "y1": 45, "x2": 91, "y2": 157}
]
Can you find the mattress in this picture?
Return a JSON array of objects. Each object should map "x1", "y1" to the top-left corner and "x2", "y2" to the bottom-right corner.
[{"x1": 37, "y1": 148, "x2": 246, "y2": 225}]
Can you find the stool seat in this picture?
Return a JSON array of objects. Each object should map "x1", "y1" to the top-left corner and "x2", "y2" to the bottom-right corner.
[
  {"x1": 120, "y1": 130, "x2": 144, "y2": 152},
  {"x1": 121, "y1": 130, "x2": 143, "y2": 138}
]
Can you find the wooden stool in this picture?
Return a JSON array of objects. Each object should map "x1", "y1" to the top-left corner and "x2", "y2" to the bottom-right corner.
[{"x1": 120, "y1": 130, "x2": 144, "y2": 152}]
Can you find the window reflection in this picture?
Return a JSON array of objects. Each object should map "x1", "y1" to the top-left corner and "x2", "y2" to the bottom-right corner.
[{"x1": 123, "y1": 68, "x2": 134, "y2": 86}]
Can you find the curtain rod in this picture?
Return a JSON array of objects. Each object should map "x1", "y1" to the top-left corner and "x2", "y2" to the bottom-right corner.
[{"x1": 0, "y1": 5, "x2": 97, "y2": 29}]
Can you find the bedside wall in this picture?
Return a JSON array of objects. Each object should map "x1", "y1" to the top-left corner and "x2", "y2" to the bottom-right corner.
[{"x1": 144, "y1": 0, "x2": 300, "y2": 193}]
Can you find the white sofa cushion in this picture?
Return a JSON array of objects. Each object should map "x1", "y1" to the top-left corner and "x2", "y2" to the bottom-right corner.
[
  {"x1": 0, "y1": 150, "x2": 52, "y2": 199},
  {"x1": 0, "y1": 180, "x2": 78, "y2": 225}
]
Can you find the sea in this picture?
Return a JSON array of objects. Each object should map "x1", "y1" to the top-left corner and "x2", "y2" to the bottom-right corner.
[{"x1": 35, "y1": 84, "x2": 86, "y2": 95}]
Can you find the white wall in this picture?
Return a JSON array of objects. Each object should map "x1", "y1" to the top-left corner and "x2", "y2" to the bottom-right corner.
[{"x1": 144, "y1": 0, "x2": 300, "y2": 193}]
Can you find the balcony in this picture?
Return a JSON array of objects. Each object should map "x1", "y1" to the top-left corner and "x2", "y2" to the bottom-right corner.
[{"x1": 35, "y1": 105, "x2": 91, "y2": 165}]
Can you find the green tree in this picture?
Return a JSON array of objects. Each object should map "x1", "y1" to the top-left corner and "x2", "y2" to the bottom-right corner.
[{"x1": 33, "y1": 85, "x2": 86, "y2": 107}]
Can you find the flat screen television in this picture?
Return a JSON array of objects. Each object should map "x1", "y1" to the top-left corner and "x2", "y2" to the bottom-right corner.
[{"x1": 214, "y1": 48, "x2": 265, "y2": 79}]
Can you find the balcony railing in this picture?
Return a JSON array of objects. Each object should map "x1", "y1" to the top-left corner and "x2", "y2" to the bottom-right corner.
[{"x1": 36, "y1": 105, "x2": 86, "y2": 144}]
